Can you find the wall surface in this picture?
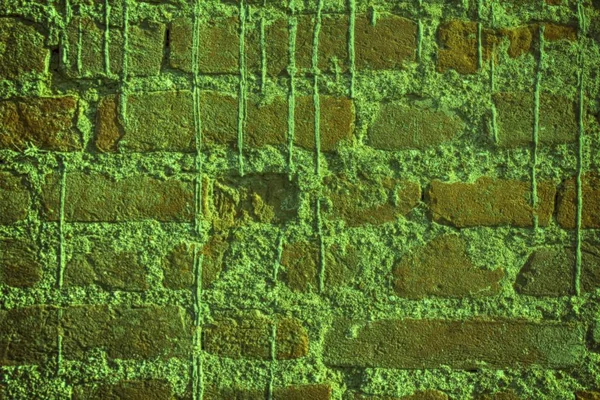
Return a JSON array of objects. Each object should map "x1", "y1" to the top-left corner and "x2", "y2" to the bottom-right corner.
[{"x1": 1, "y1": 0, "x2": 600, "y2": 398}]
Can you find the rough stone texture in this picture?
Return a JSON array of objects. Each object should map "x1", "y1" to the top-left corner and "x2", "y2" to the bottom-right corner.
[
  {"x1": 0, "y1": 306, "x2": 57, "y2": 366},
  {"x1": 392, "y1": 235, "x2": 504, "y2": 299},
  {"x1": 246, "y1": 18, "x2": 289, "y2": 77},
  {"x1": 296, "y1": 14, "x2": 349, "y2": 73},
  {"x1": 203, "y1": 312, "x2": 309, "y2": 360},
  {"x1": 426, "y1": 177, "x2": 556, "y2": 228},
  {"x1": 0, "y1": 172, "x2": 30, "y2": 224},
  {"x1": 200, "y1": 91, "x2": 238, "y2": 147},
  {"x1": 556, "y1": 173, "x2": 600, "y2": 229},
  {"x1": 245, "y1": 94, "x2": 288, "y2": 148},
  {"x1": 72, "y1": 380, "x2": 174, "y2": 400},
  {"x1": 355, "y1": 14, "x2": 417, "y2": 70},
  {"x1": 206, "y1": 173, "x2": 299, "y2": 231},
  {"x1": 367, "y1": 102, "x2": 464, "y2": 150},
  {"x1": 65, "y1": 240, "x2": 148, "y2": 291},
  {"x1": 0, "y1": 238, "x2": 42, "y2": 288},
  {"x1": 41, "y1": 172, "x2": 194, "y2": 222},
  {"x1": 294, "y1": 95, "x2": 355, "y2": 152},
  {"x1": 0, "y1": 96, "x2": 81, "y2": 152},
  {"x1": 577, "y1": 391, "x2": 600, "y2": 400},
  {"x1": 0, "y1": 18, "x2": 48, "y2": 80},
  {"x1": 514, "y1": 243, "x2": 600, "y2": 295},
  {"x1": 476, "y1": 391, "x2": 521, "y2": 400},
  {"x1": 324, "y1": 173, "x2": 421, "y2": 226},
  {"x1": 350, "y1": 391, "x2": 449, "y2": 400},
  {"x1": 498, "y1": 23, "x2": 577, "y2": 59},
  {"x1": 492, "y1": 92, "x2": 577, "y2": 147},
  {"x1": 96, "y1": 91, "x2": 195, "y2": 152},
  {"x1": 324, "y1": 318, "x2": 585, "y2": 369},
  {"x1": 203, "y1": 384, "x2": 331, "y2": 400},
  {"x1": 62, "y1": 305, "x2": 192, "y2": 360}
]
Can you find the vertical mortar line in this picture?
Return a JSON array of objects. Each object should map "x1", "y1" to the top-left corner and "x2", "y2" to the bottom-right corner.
[
  {"x1": 120, "y1": 0, "x2": 129, "y2": 131},
  {"x1": 62, "y1": 0, "x2": 72, "y2": 68},
  {"x1": 531, "y1": 24, "x2": 544, "y2": 230},
  {"x1": 191, "y1": 1, "x2": 205, "y2": 398},
  {"x1": 489, "y1": 1, "x2": 498, "y2": 144},
  {"x1": 417, "y1": 0, "x2": 423, "y2": 62},
  {"x1": 348, "y1": 0, "x2": 356, "y2": 97},
  {"x1": 260, "y1": 5, "x2": 267, "y2": 93},
  {"x1": 104, "y1": 0, "x2": 111, "y2": 76},
  {"x1": 476, "y1": 0, "x2": 483, "y2": 70},
  {"x1": 575, "y1": 0, "x2": 587, "y2": 297},
  {"x1": 76, "y1": 15, "x2": 83, "y2": 74},
  {"x1": 57, "y1": 156, "x2": 67, "y2": 375},
  {"x1": 287, "y1": 14, "x2": 297, "y2": 180},
  {"x1": 238, "y1": 0, "x2": 248, "y2": 177},
  {"x1": 268, "y1": 319, "x2": 277, "y2": 400},
  {"x1": 370, "y1": 5, "x2": 377, "y2": 26}
]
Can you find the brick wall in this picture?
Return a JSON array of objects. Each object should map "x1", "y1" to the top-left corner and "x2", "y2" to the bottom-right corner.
[{"x1": 1, "y1": 0, "x2": 600, "y2": 399}]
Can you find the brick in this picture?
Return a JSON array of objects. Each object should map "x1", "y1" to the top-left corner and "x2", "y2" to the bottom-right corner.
[
  {"x1": 351, "y1": 390, "x2": 449, "y2": 400},
  {"x1": 203, "y1": 384, "x2": 331, "y2": 400},
  {"x1": 0, "y1": 18, "x2": 48, "y2": 79},
  {"x1": 62, "y1": 305, "x2": 192, "y2": 360},
  {"x1": 206, "y1": 173, "x2": 299, "y2": 231},
  {"x1": 162, "y1": 236, "x2": 227, "y2": 290},
  {"x1": 437, "y1": 20, "x2": 499, "y2": 74},
  {"x1": 0, "y1": 96, "x2": 81, "y2": 152},
  {"x1": 65, "y1": 17, "x2": 165, "y2": 77},
  {"x1": 73, "y1": 380, "x2": 173, "y2": 400},
  {"x1": 476, "y1": 391, "x2": 521, "y2": 400},
  {"x1": 200, "y1": 91, "x2": 238, "y2": 147},
  {"x1": 279, "y1": 241, "x2": 359, "y2": 292},
  {"x1": 577, "y1": 392, "x2": 600, "y2": 400},
  {"x1": 294, "y1": 95, "x2": 354, "y2": 152},
  {"x1": 492, "y1": 92, "x2": 577, "y2": 147},
  {"x1": 556, "y1": 173, "x2": 600, "y2": 229},
  {"x1": 0, "y1": 172, "x2": 30, "y2": 224},
  {"x1": 355, "y1": 13, "x2": 417, "y2": 70},
  {"x1": 367, "y1": 102, "x2": 463, "y2": 150},
  {"x1": 65, "y1": 240, "x2": 147, "y2": 291},
  {"x1": 295, "y1": 14, "x2": 349, "y2": 73},
  {"x1": 245, "y1": 95, "x2": 288, "y2": 148},
  {"x1": 324, "y1": 173, "x2": 420, "y2": 226},
  {"x1": 0, "y1": 238, "x2": 42, "y2": 288},
  {"x1": 41, "y1": 172, "x2": 194, "y2": 222},
  {"x1": 246, "y1": 18, "x2": 290, "y2": 77},
  {"x1": 96, "y1": 91, "x2": 195, "y2": 152},
  {"x1": 489, "y1": 22, "x2": 576, "y2": 60},
  {"x1": 425, "y1": 177, "x2": 556, "y2": 228},
  {"x1": 203, "y1": 312, "x2": 308, "y2": 360},
  {"x1": 514, "y1": 243, "x2": 600, "y2": 296},
  {"x1": 324, "y1": 318, "x2": 585, "y2": 369},
  {"x1": 393, "y1": 235, "x2": 504, "y2": 299},
  {"x1": 0, "y1": 306, "x2": 57, "y2": 366}
]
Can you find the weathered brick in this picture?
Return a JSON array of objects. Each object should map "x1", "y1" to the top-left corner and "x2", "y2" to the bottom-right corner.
[
  {"x1": 393, "y1": 235, "x2": 504, "y2": 299},
  {"x1": 65, "y1": 240, "x2": 147, "y2": 291},
  {"x1": 41, "y1": 172, "x2": 194, "y2": 222},
  {"x1": 492, "y1": 92, "x2": 577, "y2": 147},
  {"x1": 0, "y1": 172, "x2": 30, "y2": 224},
  {"x1": 206, "y1": 173, "x2": 299, "y2": 231},
  {"x1": 355, "y1": 13, "x2": 417, "y2": 70},
  {"x1": 350, "y1": 390, "x2": 449, "y2": 400},
  {"x1": 246, "y1": 18, "x2": 289, "y2": 77},
  {"x1": 203, "y1": 384, "x2": 331, "y2": 400},
  {"x1": 96, "y1": 91, "x2": 195, "y2": 152},
  {"x1": 556, "y1": 173, "x2": 600, "y2": 229},
  {"x1": 200, "y1": 91, "x2": 238, "y2": 147},
  {"x1": 367, "y1": 102, "x2": 463, "y2": 150},
  {"x1": 73, "y1": 380, "x2": 173, "y2": 400},
  {"x1": 203, "y1": 311, "x2": 308, "y2": 360},
  {"x1": 65, "y1": 17, "x2": 165, "y2": 77},
  {"x1": 62, "y1": 305, "x2": 192, "y2": 360},
  {"x1": 577, "y1": 391, "x2": 600, "y2": 400},
  {"x1": 279, "y1": 240, "x2": 359, "y2": 292},
  {"x1": 169, "y1": 17, "x2": 239, "y2": 74},
  {"x1": 476, "y1": 391, "x2": 521, "y2": 400},
  {"x1": 296, "y1": 14, "x2": 349, "y2": 73},
  {"x1": 162, "y1": 236, "x2": 227, "y2": 290},
  {"x1": 0, "y1": 306, "x2": 57, "y2": 366},
  {"x1": 0, "y1": 96, "x2": 81, "y2": 152},
  {"x1": 437, "y1": 20, "x2": 499, "y2": 74},
  {"x1": 324, "y1": 318, "x2": 585, "y2": 369},
  {"x1": 324, "y1": 173, "x2": 420, "y2": 226},
  {"x1": 514, "y1": 243, "x2": 600, "y2": 296},
  {"x1": 0, "y1": 18, "x2": 48, "y2": 79},
  {"x1": 0, "y1": 238, "x2": 42, "y2": 288},
  {"x1": 426, "y1": 177, "x2": 556, "y2": 228},
  {"x1": 294, "y1": 95, "x2": 354, "y2": 152},
  {"x1": 245, "y1": 95, "x2": 288, "y2": 148}
]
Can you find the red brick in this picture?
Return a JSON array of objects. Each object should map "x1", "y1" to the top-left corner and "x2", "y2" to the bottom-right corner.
[
  {"x1": 0, "y1": 96, "x2": 81, "y2": 152},
  {"x1": 324, "y1": 318, "x2": 585, "y2": 369},
  {"x1": 355, "y1": 13, "x2": 417, "y2": 70},
  {"x1": 426, "y1": 177, "x2": 556, "y2": 228},
  {"x1": 556, "y1": 173, "x2": 600, "y2": 229},
  {"x1": 203, "y1": 311, "x2": 308, "y2": 360},
  {"x1": 367, "y1": 102, "x2": 464, "y2": 150},
  {"x1": 0, "y1": 238, "x2": 42, "y2": 288},
  {"x1": 0, "y1": 18, "x2": 48, "y2": 79},
  {"x1": 73, "y1": 380, "x2": 173, "y2": 400},
  {"x1": 0, "y1": 172, "x2": 30, "y2": 224},
  {"x1": 393, "y1": 235, "x2": 504, "y2": 299},
  {"x1": 62, "y1": 305, "x2": 192, "y2": 360},
  {"x1": 41, "y1": 172, "x2": 194, "y2": 222},
  {"x1": 0, "y1": 306, "x2": 57, "y2": 366}
]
